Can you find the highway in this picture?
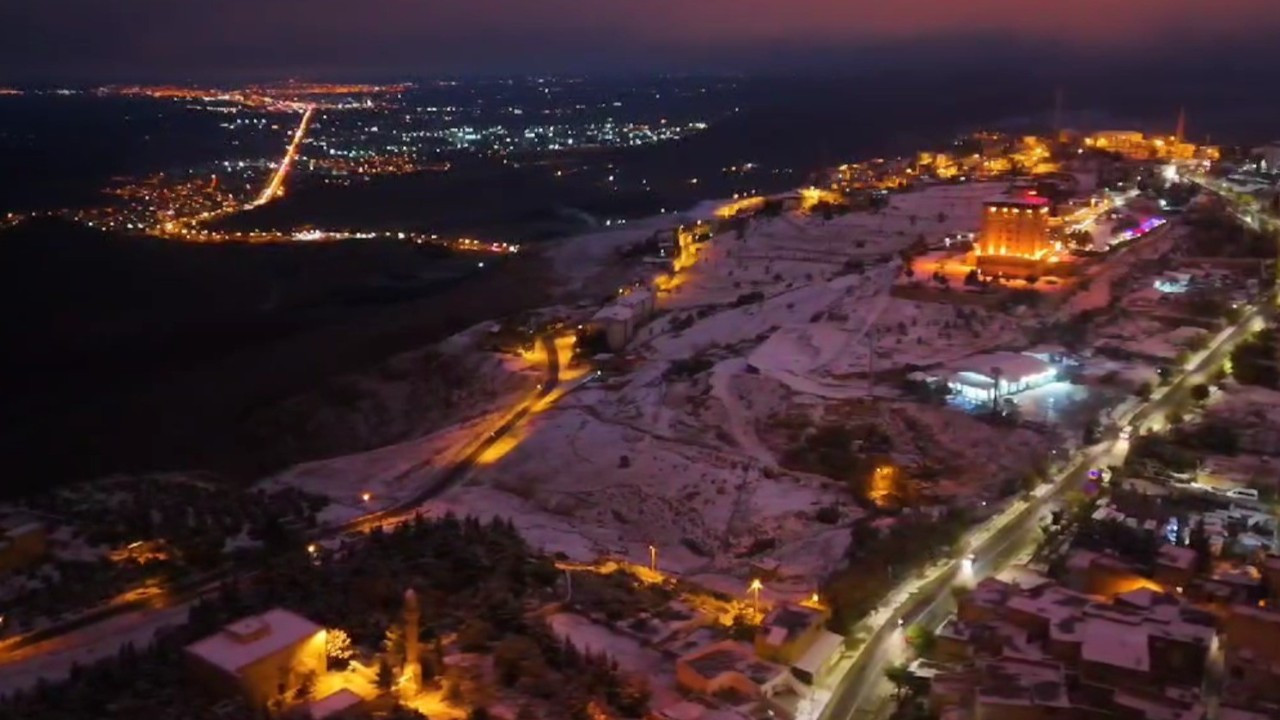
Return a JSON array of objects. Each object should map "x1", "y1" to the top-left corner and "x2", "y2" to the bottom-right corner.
[
  {"x1": 156, "y1": 104, "x2": 315, "y2": 236},
  {"x1": 817, "y1": 301, "x2": 1267, "y2": 720},
  {"x1": 248, "y1": 104, "x2": 314, "y2": 209}
]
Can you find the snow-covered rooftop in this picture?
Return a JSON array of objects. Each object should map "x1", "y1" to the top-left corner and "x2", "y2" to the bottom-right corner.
[
  {"x1": 185, "y1": 608, "x2": 323, "y2": 675},
  {"x1": 1081, "y1": 618, "x2": 1150, "y2": 672},
  {"x1": 308, "y1": 689, "x2": 363, "y2": 719},
  {"x1": 950, "y1": 352, "x2": 1053, "y2": 383}
]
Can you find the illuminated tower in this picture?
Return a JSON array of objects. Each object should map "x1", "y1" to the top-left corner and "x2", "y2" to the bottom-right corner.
[
  {"x1": 1052, "y1": 87, "x2": 1064, "y2": 135},
  {"x1": 978, "y1": 198, "x2": 1051, "y2": 258},
  {"x1": 402, "y1": 588, "x2": 421, "y2": 693},
  {"x1": 1175, "y1": 107, "x2": 1186, "y2": 144}
]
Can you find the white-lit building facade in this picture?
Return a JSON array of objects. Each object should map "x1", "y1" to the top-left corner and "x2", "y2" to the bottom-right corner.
[{"x1": 945, "y1": 352, "x2": 1058, "y2": 404}]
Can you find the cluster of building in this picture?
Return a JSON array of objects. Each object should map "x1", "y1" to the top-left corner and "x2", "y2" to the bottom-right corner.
[
  {"x1": 70, "y1": 172, "x2": 250, "y2": 236},
  {"x1": 182, "y1": 592, "x2": 427, "y2": 719},
  {"x1": 918, "y1": 517, "x2": 1280, "y2": 720},
  {"x1": 1080, "y1": 129, "x2": 1216, "y2": 163},
  {"x1": 665, "y1": 602, "x2": 843, "y2": 720},
  {"x1": 829, "y1": 133, "x2": 1061, "y2": 193},
  {"x1": 582, "y1": 219, "x2": 716, "y2": 353},
  {"x1": 928, "y1": 572, "x2": 1217, "y2": 720},
  {"x1": 588, "y1": 287, "x2": 658, "y2": 352}
]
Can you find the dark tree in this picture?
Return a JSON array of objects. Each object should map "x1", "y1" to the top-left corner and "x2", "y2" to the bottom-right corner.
[{"x1": 376, "y1": 657, "x2": 395, "y2": 693}]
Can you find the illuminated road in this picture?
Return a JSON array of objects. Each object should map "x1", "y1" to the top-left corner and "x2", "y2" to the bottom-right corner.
[
  {"x1": 1185, "y1": 172, "x2": 1280, "y2": 235},
  {"x1": 340, "y1": 333, "x2": 569, "y2": 533},
  {"x1": 155, "y1": 104, "x2": 314, "y2": 237},
  {"x1": 248, "y1": 104, "x2": 314, "y2": 208},
  {"x1": 816, "y1": 302, "x2": 1267, "y2": 720}
]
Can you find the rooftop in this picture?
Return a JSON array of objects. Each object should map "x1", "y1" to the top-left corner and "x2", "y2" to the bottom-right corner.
[
  {"x1": 1114, "y1": 587, "x2": 1176, "y2": 611},
  {"x1": 1006, "y1": 585, "x2": 1093, "y2": 624},
  {"x1": 593, "y1": 304, "x2": 636, "y2": 323},
  {"x1": 950, "y1": 352, "x2": 1054, "y2": 384},
  {"x1": 1158, "y1": 545, "x2": 1198, "y2": 571},
  {"x1": 1081, "y1": 618, "x2": 1150, "y2": 672},
  {"x1": 308, "y1": 689, "x2": 363, "y2": 719},
  {"x1": 792, "y1": 629, "x2": 844, "y2": 676},
  {"x1": 977, "y1": 658, "x2": 1069, "y2": 708},
  {"x1": 986, "y1": 196, "x2": 1050, "y2": 208},
  {"x1": 185, "y1": 608, "x2": 324, "y2": 675},
  {"x1": 759, "y1": 603, "x2": 823, "y2": 648},
  {"x1": 682, "y1": 641, "x2": 783, "y2": 687}
]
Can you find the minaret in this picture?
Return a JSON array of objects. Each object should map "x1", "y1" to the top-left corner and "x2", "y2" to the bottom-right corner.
[
  {"x1": 402, "y1": 588, "x2": 421, "y2": 693},
  {"x1": 1175, "y1": 107, "x2": 1186, "y2": 144},
  {"x1": 1052, "y1": 87, "x2": 1064, "y2": 137}
]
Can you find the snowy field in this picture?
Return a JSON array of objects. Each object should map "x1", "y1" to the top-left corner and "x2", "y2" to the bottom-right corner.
[
  {"x1": 259, "y1": 320, "x2": 543, "y2": 523},
  {"x1": 266, "y1": 182, "x2": 1096, "y2": 592}
]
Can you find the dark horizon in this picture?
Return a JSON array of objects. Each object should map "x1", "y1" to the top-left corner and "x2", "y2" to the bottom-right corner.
[{"x1": 4, "y1": 0, "x2": 1280, "y2": 83}]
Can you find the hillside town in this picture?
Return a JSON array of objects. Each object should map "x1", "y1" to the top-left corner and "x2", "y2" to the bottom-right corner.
[{"x1": 2, "y1": 119, "x2": 1280, "y2": 720}]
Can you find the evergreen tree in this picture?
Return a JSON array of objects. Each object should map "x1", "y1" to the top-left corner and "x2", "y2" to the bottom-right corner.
[{"x1": 377, "y1": 657, "x2": 396, "y2": 693}]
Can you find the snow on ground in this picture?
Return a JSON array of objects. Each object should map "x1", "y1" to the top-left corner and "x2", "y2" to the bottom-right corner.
[
  {"x1": 436, "y1": 400, "x2": 853, "y2": 579},
  {"x1": 264, "y1": 413, "x2": 500, "y2": 525},
  {"x1": 547, "y1": 613, "x2": 684, "y2": 711},
  {"x1": 659, "y1": 183, "x2": 1005, "y2": 312},
  {"x1": 1096, "y1": 318, "x2": 1207, "y2": 363},
  {"x1": 547, "y1": 613, "x2": 666, "y2": 675},
  {"x1": 272, "y1": 183, "x2": 1100, "y2": 597},
  {"x1": 749, "y1": 290, "x2": 1029, "y2": 399},
  {"x1": 258, "y1": 321, "x2": 541, "y2": 524},
  {"x1": 246, "y1": 319, "x2": 540, "y2": 476},
  {"x1": 432, "y1": 183, "x2": 1079, "y2": 585},
  {"x1": 650, "y1": 271, "x2": 881, "y2": 361},
  {"x1": 544, "y1": 215, "x2": 683, "y2": 295},
  {"x1": 709, "y1": 358, "x2": 778, "y2": 466},
  {"x1": 0, "y1": 602, "x2": 192, "y2": 696}
]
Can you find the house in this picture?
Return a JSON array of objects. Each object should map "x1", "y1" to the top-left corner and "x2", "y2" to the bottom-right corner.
[
  {"x1": 973, "y1": 657, "x2": 1072, "y2": 720},
  {"x1": 1063, "y1": 550, "x2": 1162, "y2": 599},
  {"x1": 1223, "y1": 605, "x2": 1280, "y2": 706},
  {"x1": 1154, "y1": 546, "x2": 1197, "y2": 591},
  {"x1": 185, "y1": 608, "x2": 327, "y2": 706},
  {"x1": 751, "y1": 602, "x2": 843, "y2": 685},
  {"x1": 589, "y1": 289, "x2": 656, "y2": 351},
  {"x1": 754, "y1": 603, "x2": 826, "y2": 665},
  {"x1": 675, "y1": 640, "x2": 792, "y2": 715},
  {"x1": 928, "y1": 572, "x2": 1214, "y2": 720}
]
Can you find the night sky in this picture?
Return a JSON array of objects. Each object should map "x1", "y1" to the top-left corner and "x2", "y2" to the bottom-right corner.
[{"x1": 4, "y1": 0, "x2": 1279, "y2": 81}]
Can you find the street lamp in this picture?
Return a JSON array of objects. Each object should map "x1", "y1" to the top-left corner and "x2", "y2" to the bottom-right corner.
[
  {"x1": 361, "y1": 492, "x2": 372, "y2": 503},
  {"x1": 648, "y1": 544, "x2": 657, "y2": 573}
]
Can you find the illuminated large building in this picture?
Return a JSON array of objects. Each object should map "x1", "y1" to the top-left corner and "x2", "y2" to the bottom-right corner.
[
  {"x1": 977, "y1": 197, "x2": 1051, "y2": 255},
  {"x1": 185, "y1": 609, "x2": 327, "y2": 705},
  {"x1": 972, "y1": 196, "x2": 1053, "y2": 278},
  {"x1": 1085, "y1": 130, "x2": 1149, "y2": 159}
]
